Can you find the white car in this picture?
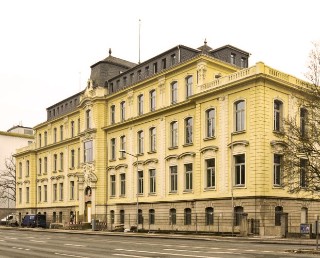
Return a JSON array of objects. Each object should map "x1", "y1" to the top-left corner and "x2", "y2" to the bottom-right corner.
[{"x1": 0, "y1": 214, "x2": 18, "y2": 226}]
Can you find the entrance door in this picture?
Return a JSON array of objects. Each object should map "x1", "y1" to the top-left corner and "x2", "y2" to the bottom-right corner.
[{"x1": 85, "y1": 202, "x2": 91, "y2": 222}]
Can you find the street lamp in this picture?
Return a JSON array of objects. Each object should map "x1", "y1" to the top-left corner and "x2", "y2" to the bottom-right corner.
[{"x1": 119, "y1": 150, "x2": 139, "y2": 232}]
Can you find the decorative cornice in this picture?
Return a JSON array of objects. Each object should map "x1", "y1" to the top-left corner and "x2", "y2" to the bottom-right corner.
[
  {"x1": 143, "y1": 158, "x2": 158, "y2": 165},
  {"x1": 200, "y1": 146, "x2": 219, "y2": 154},
  {"x1": 178, "y1": 152, "x2": 196, "y2": 159},
  {"x1": 228, "y1": 140, "x2": 249, "y2": 148},
  {"x1": 115, "y1": 164, "x2": 128, "y2": 170},
  {"x1": 165, "y1": 155, "x2": 178, "y2": 161}
]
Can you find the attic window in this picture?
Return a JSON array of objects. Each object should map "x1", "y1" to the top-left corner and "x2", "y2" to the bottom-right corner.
[{"x1": 231, "y1": 54, "x2": 236, "y2": 65}]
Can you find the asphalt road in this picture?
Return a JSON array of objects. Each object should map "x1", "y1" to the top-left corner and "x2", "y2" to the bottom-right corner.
[{"x1": 0, "y1": 229, "x2": 316, "y2": 258}]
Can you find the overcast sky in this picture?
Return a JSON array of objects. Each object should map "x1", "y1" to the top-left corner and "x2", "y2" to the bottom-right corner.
[{"x1": 0, "y1": 0, "x2": 319, "y2": 131}]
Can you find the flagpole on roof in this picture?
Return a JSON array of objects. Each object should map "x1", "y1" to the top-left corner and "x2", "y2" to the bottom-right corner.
[{"x1": 139, "y1": 19, "x2": 141, "y2": 64}]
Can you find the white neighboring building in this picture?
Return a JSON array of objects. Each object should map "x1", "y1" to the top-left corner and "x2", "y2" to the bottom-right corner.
[{"x1": 0, "y1": 126, "x2": 33, "y2": 208}]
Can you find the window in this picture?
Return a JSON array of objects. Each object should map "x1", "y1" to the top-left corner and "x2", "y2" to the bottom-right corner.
[
  {"x1": 185, "y1": 117, "x2": 193, "y2": 144},
  {"x1": 240, "y1": 57, "x2": 246, "y2": 68},
  {"x1": 26, "y1": 160, "x2": 30, "y2": 177},
  {"x1": 71, "y1": 150, "x2": 75, "y2": 168},
  {"x1": 149, "y1": 127, "x2": 156, "y2": 152},
  {"x1": 137, "y1": 70, "x2": 142, "y2": 80},
  {"x1": 78, "y1": 148, "x2": 80, "y2": 167},
  {"x1": 206, "y1": 109, "x2": 215, "y2": 138},
  {"x1": 110, "y1": 175, "x2": 116, "y2": 196},
  {"x1": 301, "y1": 207, "x2": 308, "y2": 223},
  {"x1": 274, "y1": 100, "x2": 283, "y2": 132},
  {"x1": 137, "y1": 130, "x2": 144, "y2": 154},
  {"x1": 60, "y1": 125, "x2": 63, "y2": 141},
  {"x1": 53, "y1": 154, "x2": 57, "y2": 171},
  {"x1": 145, "y1": 66, "x2": 149, "y2": 76},
  {"x1": 186, "y1": 76, "x2": 193, "y2": 98},
  {"x1": 110, "y1": 138, "x2": 116, "y2": 160},
  {"x1": 234, "y1": 154, "x2": 245, "y2": 186},
  {"x1": 110, "y1": 105, "x2": 115, "y2": 124},
  {"x1": 273, "y1": 154, "x2": 282, "y2": 186},
  {"x1": 78, "y1": 118, "x2": 80, "y2": 134},
  {"x1": 39, "y1": 158, "x2": 42, "y2": 175},
  {"x1": 130, "y1": 73, "x2": 134, "y2": 84},
  {"x1": 153, "y1": 62, "x2": 158, "y2": 73},
  {"x1": 149, "y1": 209, "x2": 155, "y2": 224},
  {"x1": 38, "y1": 134, "x2": 42, "y2": 147},
  {"x1": 171, "y1": 81, "x2": 177, "y2": 104},
  {"x1": 19, "y1": 162, "x2": 22, "y2": 178},
  {"x1": 150, "y1": 90, "x2": 156, "y2": 111},
  {"x1": 205, "y1": 207, "x2": 214, "y2": 225},
  {"x1": 120, "y1": 136, "x2": 126, "y2": 158},
  {"x1": 123, "y1": 76, "x2": 127, "y2": 86},
  {"x1": 53, "y1": 212, "x2": 57, "y2": 223},
  {"x1": 234, "y1": 206, "x2": 243, "y2": 226},
  {"x1": 38, "y1": 186, "x2": 41, "y2": 202},
  {"x1": 26, "y1": 187, "x2": 29, "y2": 203},
  {"x1": 116, "y1": 80, "x2": 120, "y2": 87},
  {"x1": 71, "y1": 121, "x2": 75, "y2": 137},
  {"x1": 185, "y1": 163, "x2": 193, "y2": 191},
  {"x1": 170, "y1": 208, "x2": 176, "y2": 225},
  {"x1": 161, "y1": 58, "x2": 166, "y2": 69},
  {"x1": 120, "y1": 210, "x2": 124, "y2": 224},
  {"x1": 231, "y1": 53, "x2": 236, "y2": 65},
  {"x1": 300, "y1": 159, "x2": 307, "y2": 188},
  {"x1": 59, "y1": 212, "x2": 62, "y2": 223},
  {"x1": 70, "y1": 181, "x2": 74, "y2": 200},
  {"x1": 54, "y1": 128, "x2": 57, "y2": 143},
  {"x1": 275, "y1": 206, "x2": 283, "y2": 226},
  {"x1": 235, "y1": 100, "x2": 245, "y2": 132},
  {"x1": 138, "y1": 209, "x2": 143, "y2": 224},
  {"x1": 44, "y1": 185, "x2": 47, "y2": 202},
  {"x1": 300, "y1": 108, "x2": 308, "y2": 137},
  {"x1": 84, "y1": 141, "x2": 93, "y2": 162},
  {"x1": 44, "y1": 131, "x2": 47, "y2": 146},
  {"x1": 206, "y1": 159, "x2": 215, "y2": 188},
  {"x1": 110, "y1": 210, "x2": 115, "y2": 224},
  {"x1": 138, "y1": 171, "x2": 143, "y2": 194},
  {"x1": 138, "y1": 94, "x2": 144, "y2": 115},
  {"x1": 59, "y1": 183, "x2": 63, "y2": 201},
  {"x1": 170, "y1": 165, "x2": 178, "y2": 192},
  {"x1": 60, "y1": 152, "x2": 64, "y2": 171},
  {"x1": 170, "y1": 121, "x2": 178, "y2": 147},
  {"x1": 120, "y1": 173, "x2": 126, "y2": 196},
  {"x1": 149, "y1": 169, "x2": 156, "y2": 193},
  {"x1": 120, "y1": 101, "x2": 126, "y2": 121},
  {"x1": 86, "y1": 109, "x2": 92, "y2": 129},
  {"x1": 53, "y1": 183, "x2": 57, "y2": 201},
  {"x1": 19, "y1": 188, "x2": 22, "y2": 204},
  {"x1": 184, "y1": 208, "x2": 191, "y2": 225},
  {"x1": 171, "y1": 54, "x2": 176, "y2": 65},
  {"x1": 109, "y1": 83, "x2": 114, "y2": 93}
]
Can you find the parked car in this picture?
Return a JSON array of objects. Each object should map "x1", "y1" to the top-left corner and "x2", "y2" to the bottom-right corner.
[
  {"x1": 21, "y1": 214, "x2": 46, "y2": 228},
  {"x1": 0, "y1": 214, "x2": 18, "y2": 226}
]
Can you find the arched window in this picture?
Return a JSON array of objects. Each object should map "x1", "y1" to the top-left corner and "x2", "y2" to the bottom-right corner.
[
  {"x1": 234, "y1": 206, "x2": 243, "y2": 226},
  {"x1": 169, "y1": 208, "x2": 176, "y2": 225},
  {"x1": 110, "y1": 210, "x2": 115, "y2": 224},
  {"x1": 184, "y1": 208, "x2": 192, "y2": 225},
  {"x1": 138, "y1": 209, "x2": 143, "y2": 224},
  {"x1": 149, "y1": 209, "x2": 155, "y2": 225},
  {"x1": 275, "y1": 206, "x2": 283, "y2": 226}
]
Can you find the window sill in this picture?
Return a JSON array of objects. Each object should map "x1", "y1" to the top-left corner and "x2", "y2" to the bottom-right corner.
[
  {"x1": 59, "y1": 170, "x2": 63, "y2": 172},
  {"x1": 147, "y1": 151, "x2": 157, "y2": 154},
  {"x1": 109, "y1": 159, "x2": 116, "y2": 162},
  {"x1": 168, "y1": 146, "x2": 178, "y2": 150},
  {"x1": 183, "y1": 190, "x2": 193, "y2": 194},
  {"x1": 204, "y1": 187, "x2": 216, "y2": 191},
  {"x1": 137, "y1": 153, "x2": 144, "y2": 157},
  {"x1": 203, "y1": 136, "x2": 216, "y2": 141},
  {"x1": 183, "y1": 143, "x2": 193, "y2": 147},
  {"x1": 52, "y1": 171, "x2": 57, "y2": 173},
  {"x1": 232, "y1": 130, "x2": 246, "y2": 135},
  {"x1": 233, "y1": 185, "x2": 246, "y2": 188},
  {"x1": 69, "y1": 167, "x2": 75, "y2": 170},
  {"x1": 119, "y1": 157, "x2": 126, "y2": 160},
  {"x1": 169, "y1": 191, "x2": 177, "y2": 194},
  {"x1": 148, "y1": 193, "x2": 156, "y2": 196},
  {"x1": 272, "y1": 185, "x2": 284, "y2": 189},
  {"x1": 273, "y1": 130, "x2": 285, "y2": 135}
]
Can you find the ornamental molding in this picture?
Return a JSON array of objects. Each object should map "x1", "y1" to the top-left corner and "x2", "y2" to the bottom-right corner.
[{"x1": 200, "y1": 146, "x2": 219, "y2": 154}]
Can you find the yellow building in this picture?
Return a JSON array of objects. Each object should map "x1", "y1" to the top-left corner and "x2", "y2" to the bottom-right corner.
[{"x1": 15, "y1": 42, "x2": 315, "y2": 235}]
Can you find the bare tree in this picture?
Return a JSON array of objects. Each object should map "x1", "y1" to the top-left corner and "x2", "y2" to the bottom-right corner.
[
  {"x1": 0, "y1": 156, "x2": 16, "y2": 205},
  {"x1": 281, "y1": 41, "x2": 320, "y2": 195}
]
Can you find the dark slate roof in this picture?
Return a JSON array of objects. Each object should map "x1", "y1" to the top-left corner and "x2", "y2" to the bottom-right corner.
[
  {"x1": 211, "y1": 44, "x2": 250, "y2": 55},
  {"x1": 90, "y1": 50, "x2": 137, "y2": 69}
]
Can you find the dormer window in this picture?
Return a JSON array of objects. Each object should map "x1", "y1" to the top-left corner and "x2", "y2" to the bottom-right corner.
[
  {"x1": 171, "y1": 54, "x2": 176, "y2": 66},
  {"x1": 231, "y1": 53, "x2": 236, "y2": 65}
]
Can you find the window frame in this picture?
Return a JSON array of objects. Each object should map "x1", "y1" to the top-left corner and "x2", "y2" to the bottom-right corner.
[
  {"x1": 206, "y1": 108, "x2": 215, "y2": 138},
  {"x1": 234, "y1": 100, "x2": 245, "y2": 132},
  {"x1": 185, "y1": 117, "x2": 193, "y2": 144},
  {"x1": 234, "y1": 154, "x2": 245, "y2": 186},
  {"x1": 273, "y1": 100, "x2": 283, "y2": 132},
  {"x1": 149, "y1": 127, "x2": 156, "y2": 152},
  {"x1": 184, "y1": 163, "x2": 193, "y2": 191},
  {"x1": 206, "y1": 158, "x2": 215, "y2": 189},
  {"x1": 149, "y1": 169, "x2": 156, "y2": 194}
]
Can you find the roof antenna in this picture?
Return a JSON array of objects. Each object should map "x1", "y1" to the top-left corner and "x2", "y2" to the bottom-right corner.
[
  {"x1": 109, "y1": 48, "x2": 112, "y2": 56},
  {"x1": 138, "y1": 19, "x2": 141, "y2": 64}
]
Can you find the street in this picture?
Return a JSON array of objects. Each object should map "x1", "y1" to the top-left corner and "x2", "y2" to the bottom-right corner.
[{"x1": 0, "y1": 229, "x2": 316, "y2": 258}]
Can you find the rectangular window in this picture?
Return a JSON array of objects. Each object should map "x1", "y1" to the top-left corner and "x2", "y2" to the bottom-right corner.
[
  {"x1": 273, "y1": 154, "x2": 282, "y2": 186},
  {"x1": 44, "y1": 131, "x2": 47, "y2": 146},
  {"x1": 111, "y1": 138, "x2": 116, "y2": 160},
  {"x1": 235, "y1": 100, "x2": 245, "y2": 132},
  {"x1": 78, "y1": 119, "x2": 80, "y2": 135},
  {"x1": 186, "y1": 76, "x2": 193, "y2": 98},
  {"x1": 162, "y1": 58, "x2": 166, "y2": 69},
  {"x1": 137, "y1": 131, "x2": 144, "y2": 154},
  {"x1": 54, "y1": 128, "x2": 57, "y2": 143},
  {"x1": 145, "y1": 66, "x2": 149, "y2": 76},
  {"x1": 150, "y1": 90, "x2": 156, "y2": 111},
  {"x1": 84, "y1": 141, "x2": 93, "y2": 162},
  {"x1": 120, "y1": 101, "x2": 126, "y2": 121},
  {"x1": 19, "y1": 188, "x2": 22, "y2": 204},
  {"x1": 300, "y1": 108, "x2": 308, "y2": 137},
  {"x1": 240, "y1": 57, "x2": 246, "y2": 68},
  {"x1": 274, "y1": 100, "x2": 283, "y2": 132},
  {"x1": 206, "y1": 109, "x2": 215, "y2": 138},
  {"x1": 78, "y1": 148, "x2": 80, "y2": 167},
  {"x1": 149, "y1": 127, "x2": 156, "y2": 152},
  {"x1": 185, "y1": 117, "x2": 193, "y2": 144},
  {"x1": 137, "y1": 70, "x2": 142, "y2": 80},
  {"x1": 44, "y1": 157, "x2": 48, "y2": 174},
  {"x1": 170, "y1": 122, "x2": 178, "y2": 147},
  {"x1": 38, "y1": 186, "x2": 41, "y2": 202},
  {"x1": 206, "y1": 159, "x2": 215, "y2": 188},
  {"x1": 38, "y1": 134, "x2": 42, "y2": 148},
  {"x1": 54, "y1": 154, "x2": 57, "y2": 171},
  {"x1": 39, "y1": 158, "x2": 42, "y2": 175},
  {"x1": 153, "y1": 62, "x2": 157, "y2": 73},
  {"x1": 86, "y1": 110, "x2": 92, "y2": 129},
  {"x1": 53, "y1": 184, "x2": 57, "y2": 201},
  {"x1": 26, "y1": 160, "x2": 30, "y2": 177},
  {"x1": 170, "y1": 165, "x2": 178, "y2": 192},
  {"x1": 44, "y1": 185, "x2": 47, "y2": 202},
  {"x1": 149, "y1": 169, "x2": 156, "y2": 193},
  {"x1": 120, "y1": 136, "x2": 126, "y2": 158},
  {"x1": 231, "y1": 53, "x2": 236, "y2": 65},
  {"x1": 71, "y1": 150, "x2": 75, "y2": 168},
  {"x1": 235, "y1": 154, "x2": 245, "y2": 186},
  {"x1": 110, "y1": 105, "x2": 116, "y2": 124},
  {"x1": 59, "y1": 183, "x2": 63, "y2": 201},
  {"x1": 70, "y1": 181, "x2": 74, "y2": 200},
  {"x1": 185, "y1": 163, "x2": 193, "y2": 191},
  {"x1": 19, "y1": 162, "x2": 22, "y2": 178},
  {"x1": 71, "y1": 121, "x2": 75, "y2": 137},
  {"x1": 138, "y1": 94, "x2": 144, "y2": 115},
  {"x1": 138, "y1": 170, "x2": 144, "y2": 194},
  {"x1": 171, "y1": 82, "x2": 177, "y2": 104},
  {"x1": 60, "y1": 152, "x2": 64, "y2": 171},
  {"x1": 171, "y1": 54, "x2": 176, "y2": 65},
  {"x1": 110, "y1": 175, "x2": 116, "y2": 196},
  {"x1": 60, "y1": 125, "x2": 63, "y2": 141},
  {"x1": 300, "y1": 159, "x2": 307, "y2": 187},
  {"x1": 120, "y1": 173, "x2": 126, "y2": 196},
  {"x1": 130, "y1": 73, "x2": 134, "y2": 84},
  {"x1": 26, "y1": 187, "x2": 29, "y2": 203}
]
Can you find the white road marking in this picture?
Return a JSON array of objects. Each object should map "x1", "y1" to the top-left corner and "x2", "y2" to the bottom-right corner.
[
  {"x1": 262, "y1": 250, "x2": 274, "y2": 253},
  {"x1": 164, "y1": 248, "x2": 201, "y2": 253},
  {"x1": 113, "y1": 254, "x2": 152, "y2": 258},
  {"x1": 227, "y1": 249, "x2": 238, "y2": 251},
  {"x1": 30, "y1": 239, "x2": 46, "y2": 243},
  {"x1": 245, "y1": 250, "x2": 255, "y2": 251},
  {"x1": 64, "y1": 243, "x2": 85, "y2": 247},
  {"x1": 54, "y1": 253, "x2": 88, "y2": 258},
  {"x1": 114, "y1": 248, "x2": 220, "y2": 258}
]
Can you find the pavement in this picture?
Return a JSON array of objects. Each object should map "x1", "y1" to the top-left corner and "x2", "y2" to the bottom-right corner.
[{"x1": 1, "y1": 226, "x2": 320, "y2": 254}]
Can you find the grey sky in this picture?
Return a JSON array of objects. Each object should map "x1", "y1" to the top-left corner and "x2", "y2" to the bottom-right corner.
[{"x1": 0, "y1": 0, "x2": 319, "y2": 131}]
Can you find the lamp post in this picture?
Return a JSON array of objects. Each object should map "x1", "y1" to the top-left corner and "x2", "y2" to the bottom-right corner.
[{"x1": 119, "y1": 150, "x2": 139, "y2": 232}]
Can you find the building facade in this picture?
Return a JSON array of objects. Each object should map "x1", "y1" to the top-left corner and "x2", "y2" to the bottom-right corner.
[{"x1": 15, "y1": 42, "x2": 315, "y2": 235}]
